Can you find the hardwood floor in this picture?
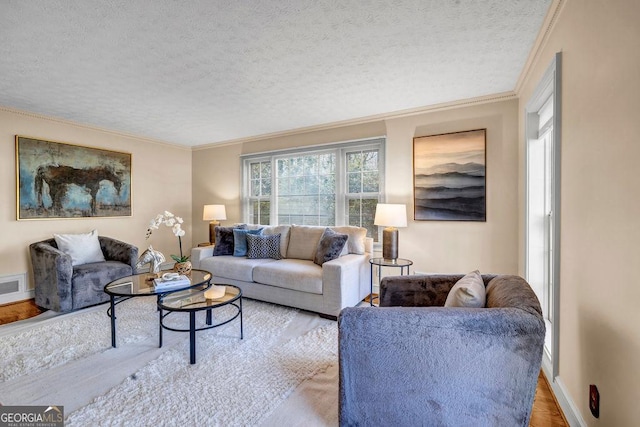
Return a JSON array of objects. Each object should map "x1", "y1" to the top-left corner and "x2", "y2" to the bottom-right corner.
[
  {"x1": 0, "y1": 298, "x2": 45, "y2": 325},
  {"x1": 0, "y1": 299, "x2": 568, "y2": 425}
]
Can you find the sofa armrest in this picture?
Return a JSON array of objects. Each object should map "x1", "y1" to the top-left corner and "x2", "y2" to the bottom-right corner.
[
  {"x1": 99, "y1": 236, "x2": 138, "y2": 270},
  {"x1": 29, "y1": 242, "x2": 73, "y2": 312},
  {"x1": 190, "y1": 246, "x2": 214, "y2": 270},
  {"x1": 380, "y1": 274, "x2": 497, "y2": 307},
  {"x1": 339, "y1": 306, "x2": 545, "y2": 426},
  {"x1": 322, "y1": 254, "x2": 370, "y2": 315}
]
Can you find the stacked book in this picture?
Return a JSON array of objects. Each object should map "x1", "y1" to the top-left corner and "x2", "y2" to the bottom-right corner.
[{"x1": 153, "y1": 275, "x2": 191, "y2": 291}]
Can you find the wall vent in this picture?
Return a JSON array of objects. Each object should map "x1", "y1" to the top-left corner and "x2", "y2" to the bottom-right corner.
[
  {"x1": 0, "y1": 280, "x2": 20, "y2": 295},
  {"x1": 0, "y1": 273, "x2": 30, "y2": 305}
]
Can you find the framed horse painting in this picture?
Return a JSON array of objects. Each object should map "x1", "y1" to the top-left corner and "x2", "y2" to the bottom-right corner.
[{"x1": 16, "y1": 136, "x2": 132, "y2": 219}]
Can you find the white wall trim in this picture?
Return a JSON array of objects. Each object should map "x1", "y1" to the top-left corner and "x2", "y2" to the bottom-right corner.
[{"x1": 542, "y1": 357, "x2": 587, "y2": 427}]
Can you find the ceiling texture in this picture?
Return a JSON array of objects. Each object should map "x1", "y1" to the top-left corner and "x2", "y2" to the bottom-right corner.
[{"x1": 0, "y1": 1, "x2": 552, "y2": 147}]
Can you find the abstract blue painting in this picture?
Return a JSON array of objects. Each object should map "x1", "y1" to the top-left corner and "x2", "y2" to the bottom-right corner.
[{"x1": 413, "y1": 129, "x2": 486, "y2": 221}]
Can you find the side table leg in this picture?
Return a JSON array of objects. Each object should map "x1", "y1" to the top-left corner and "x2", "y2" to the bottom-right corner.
[
  {"x1": 190, "y1": 311, "x2": 196, "y2": 365},
  {"x1": 240, "y1": 297, "x2": 244, "y2": 339},
  {"x1": 110, "y1": 296, "x2": 117, "y2": 348},
  {"x1": 206, "y1": 308, "x2": 212, "y2": 326},
  {"x1": 159, "y1": 307, "x2": 163, "y2": 348},
  {"x1": 369, "y1": 262, "x2": 374, "y2": 306}
]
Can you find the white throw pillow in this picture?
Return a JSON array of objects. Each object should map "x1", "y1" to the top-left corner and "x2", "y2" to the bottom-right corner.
[
  {"x1": 444, "y1": 270, "x2": 486, "y2": 308},
  {"x1": 53, "y1": 229, "x2": 105, "y2": 266}
]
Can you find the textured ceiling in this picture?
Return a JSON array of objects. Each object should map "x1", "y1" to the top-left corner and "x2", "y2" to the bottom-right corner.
[{"x1": 0, "y1": 1, "x2": 551, "y2": 147}]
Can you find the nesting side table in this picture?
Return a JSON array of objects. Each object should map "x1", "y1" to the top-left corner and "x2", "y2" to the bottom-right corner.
[{"x1": 368, "y1": 257, "x2": 413, "y2": 306}]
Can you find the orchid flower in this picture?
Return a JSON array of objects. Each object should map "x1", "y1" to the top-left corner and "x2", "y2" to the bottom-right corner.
[{"x1": 145, "y1": 211, "x2": 189, "y2": 262}]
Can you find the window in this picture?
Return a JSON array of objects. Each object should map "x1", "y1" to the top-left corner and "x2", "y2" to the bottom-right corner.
[{"x1": 242, "y1": 138, "x2": 384, "y2": 240}]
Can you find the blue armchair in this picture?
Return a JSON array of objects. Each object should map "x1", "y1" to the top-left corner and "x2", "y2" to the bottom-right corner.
[
  {"x1": 338, "y1": 274, "x2": 545, "y2": 426},
  {"x1": 30, "y1": 236, "x2": 138, "y2": 312}
]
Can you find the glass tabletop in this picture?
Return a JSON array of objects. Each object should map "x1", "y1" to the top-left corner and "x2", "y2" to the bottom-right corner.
[
  {"x1": 159, "y1": 284, "x2": 242, "y2": 312},
  {"x1": 369, "y1": 257, "x2": 413, "y2": 267},
  {"x1": 104, "y1": 269, "x2": 212, "y2": 297}
]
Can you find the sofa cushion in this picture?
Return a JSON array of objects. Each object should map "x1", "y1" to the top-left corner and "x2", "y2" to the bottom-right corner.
[
  {"x1": 286, "y1": 225, "x2": 325, "y2": 260},
  {"x1": 233, "y1": 228, "x2": 263, "y2": 257},
  {"x1": 54, "y1": 229, "x2": 105, "y2": 266},
  {"x1": 203, "y1": 255, "x2": 276, "y2": 282},
  {"x1": 314, "y1": 228, "x2": 348, "y2": 265},
  {"x1": 444, "y1": 270, "x2": 486, "y2": 308},
  {"x1": 246, "y1": 234, "x2": 282, "y2": 259},
  {"x1": 253, "y1": 259, "x2": 323, "y2": 294},
  {"x1": 331, "y1": 226, "x2": 367, "y2": 255},
  {"x1": 213, "y1": 225, "x2": 246, "y2": 256}
]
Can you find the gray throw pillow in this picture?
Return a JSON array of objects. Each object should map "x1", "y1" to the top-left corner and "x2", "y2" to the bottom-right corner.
[
  {"x1": 213, "y1": 225, "x2": 246, "y2": 256},
  {"x1": 314, "y1": 228, "x2": 348, "y2": 266},
  {"x1": 246, "y1": 234, "x2": 282, "y2": 259}
]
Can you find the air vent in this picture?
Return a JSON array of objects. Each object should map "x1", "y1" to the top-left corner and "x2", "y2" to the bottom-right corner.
[
  {"x1": 0, "y1": 273, "x2": 29, "y2": 304},
  {"x1": 0, "y1": 280, "x2": 20, "y2": 295}
]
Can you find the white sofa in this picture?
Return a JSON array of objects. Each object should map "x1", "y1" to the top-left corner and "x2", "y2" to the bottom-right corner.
[{"x1": 191, "y1": 224, "x2": 372, "y2": 319}]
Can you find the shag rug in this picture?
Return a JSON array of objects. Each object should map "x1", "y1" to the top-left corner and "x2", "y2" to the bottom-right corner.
[{"x1": 0, "y1": 297, "x2": 339, "y2": 426}]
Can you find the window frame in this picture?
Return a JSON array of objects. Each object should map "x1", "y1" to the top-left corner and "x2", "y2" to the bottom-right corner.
[{"x1": 241, "y1": 137, "x2": 385, "y2": 234}]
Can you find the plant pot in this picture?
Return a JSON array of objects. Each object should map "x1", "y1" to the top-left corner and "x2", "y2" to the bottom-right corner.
[{"x1": 174, "y1": 261, "x2": 192, "y2": 275}]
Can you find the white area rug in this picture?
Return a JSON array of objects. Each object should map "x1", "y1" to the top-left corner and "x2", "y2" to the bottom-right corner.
[{"x1": 0, "y1": 298, "x2": 339, "y2": 426}]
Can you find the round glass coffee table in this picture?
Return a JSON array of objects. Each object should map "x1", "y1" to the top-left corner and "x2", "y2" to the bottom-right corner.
[
  {"x1": 104, "y1": 269, "x2": 212, "y2": 348},
  {"x1": 158, "y1": 284, "x2": 243, "y2": 364}
]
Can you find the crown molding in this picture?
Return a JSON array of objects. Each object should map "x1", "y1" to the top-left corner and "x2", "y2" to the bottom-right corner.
[
  {"x1": 0, "y1": 105, "x2": 191, "y2": 151},
  {"x1": 193, "y1": 91, "x2": 517, "y2": 151},
  {"x1": 514, "y1": 0, "x2": 566, "y2": 95}
]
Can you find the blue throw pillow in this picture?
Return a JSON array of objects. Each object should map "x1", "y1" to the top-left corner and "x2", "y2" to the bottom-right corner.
[{"x1": 233, "y1": 228, "x2": 263, "y2": 257}]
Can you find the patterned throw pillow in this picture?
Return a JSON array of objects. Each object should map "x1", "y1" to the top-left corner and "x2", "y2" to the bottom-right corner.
[
  {"x1": 233, "y1": 228, "x2": 263, "y2": 257},
  {"x1": 314, "y1": 228, "x2": 348, "y2": 266},
  {"x1": 213, "y1": 225, "x2": 246, "y2": 256},
  {"x1": 246, "y1": 234, "x2": 282, "y2": 260}
]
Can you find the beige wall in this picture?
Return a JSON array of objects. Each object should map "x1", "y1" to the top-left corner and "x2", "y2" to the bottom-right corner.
[
  {"x1": 192, "y1": 98, "x2": 520, "y2": 276},
  {"x1": 518, "y1": 0, "x2": 640, "y2": 424},
  {"x1": 0, "y1": 109, "x2": 193, "y2": 295}
]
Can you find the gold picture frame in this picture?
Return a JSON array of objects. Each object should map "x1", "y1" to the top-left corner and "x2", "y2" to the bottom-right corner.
[{"x1": 16, "y1": 136, "x2": 132, "y2": 219}]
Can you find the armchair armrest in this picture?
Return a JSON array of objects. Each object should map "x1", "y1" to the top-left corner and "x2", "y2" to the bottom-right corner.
[
  {"x1": 99, "y1": 236, "x2": 139, "y2": 270},
  {"x1": 380, "y1": 274, "x2": 496, "y2": 307},
  {"x1": 29, "y1": 241, "x2": 73, "y2": 312}
]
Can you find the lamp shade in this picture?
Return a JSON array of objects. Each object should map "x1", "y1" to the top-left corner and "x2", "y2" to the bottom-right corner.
[
  {"x1": 374, "y1": 204, "x2": 407, "y2": 227},
  {"x1": 203, "y1": 204, "x2": 227, "y2": 221}
]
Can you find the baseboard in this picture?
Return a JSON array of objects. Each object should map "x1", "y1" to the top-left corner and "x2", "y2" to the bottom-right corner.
[{"x1": 542, "y1": 357, "x2": 588, "y2": 427}]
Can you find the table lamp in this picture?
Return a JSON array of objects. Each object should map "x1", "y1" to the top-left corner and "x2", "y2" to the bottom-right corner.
[
  {"x1": 374, "y1": 203, "x2": 407, "y2": 261},
  {"x1": 203, "y1": 204, "x2": 227, "y2": 245}
]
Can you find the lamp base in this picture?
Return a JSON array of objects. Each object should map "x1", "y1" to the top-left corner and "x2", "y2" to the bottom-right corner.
[
  {"x1": 209, "y1": 220, "x2": 220, "y2": 245},
  {"x1": 382, "y1": 227, "x2": 399, "y2": 260}
]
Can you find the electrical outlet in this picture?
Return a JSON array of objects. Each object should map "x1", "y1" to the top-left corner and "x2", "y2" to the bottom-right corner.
[{"x1": 589, "y1": 384, "x2": 600, "y2": 418}]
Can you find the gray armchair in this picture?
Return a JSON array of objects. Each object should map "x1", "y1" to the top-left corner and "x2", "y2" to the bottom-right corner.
[
  {"x1": 30, "y1": 236, "x2": 138, "y2": 312},
  {"x1": 338, "y1": 274, "x2": 545, "y2": 426}
]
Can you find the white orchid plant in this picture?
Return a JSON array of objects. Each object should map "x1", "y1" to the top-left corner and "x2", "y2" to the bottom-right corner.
[{"x1": 146, "y1": 211, "x2": 189, "y2": 263}]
